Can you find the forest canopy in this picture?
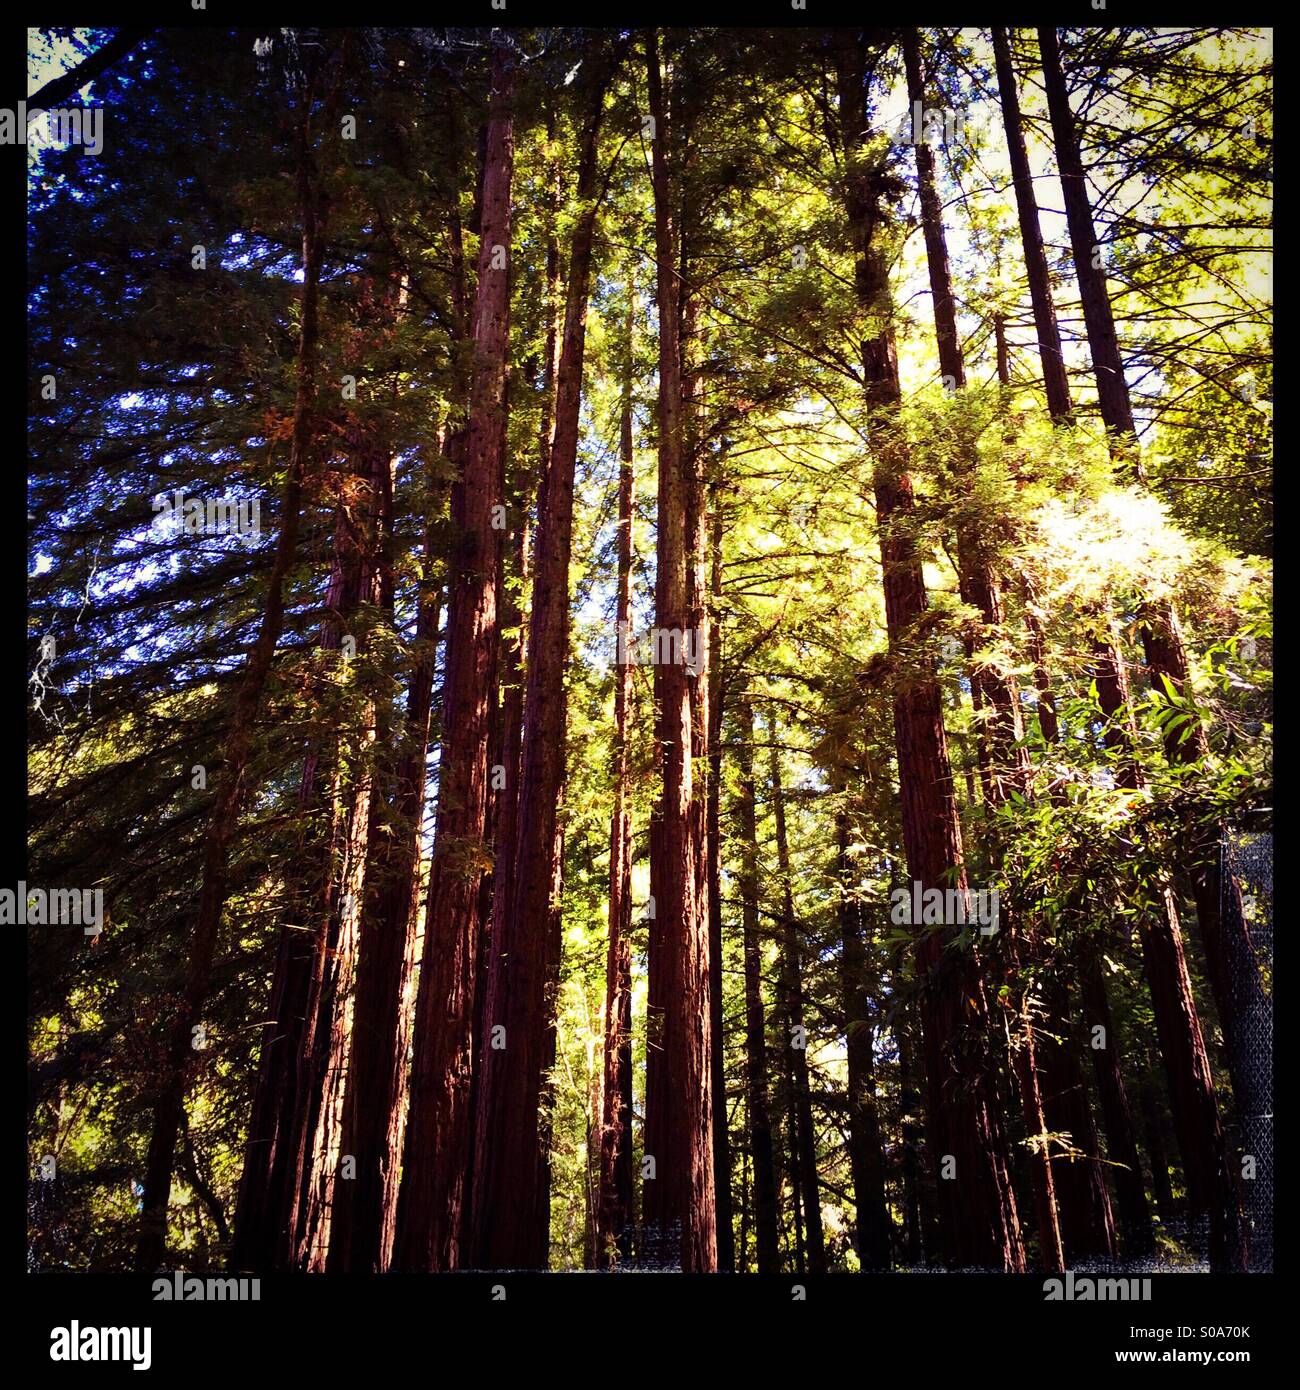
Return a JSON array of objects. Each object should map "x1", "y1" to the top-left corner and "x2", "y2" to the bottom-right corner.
[{"x1": 26, "y1": 23, "x2": 1272, "y2": 1277}]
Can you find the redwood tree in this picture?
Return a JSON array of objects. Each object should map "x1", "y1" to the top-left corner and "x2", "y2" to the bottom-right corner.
[
  {"x1": 595, "y1": 287, "x2": 638, "y2": 1268},
  {"x1": 831, "y1": 27, "x2": 1025, "y2": 1270},
  {"x1": 469, "y1": 47, "x2": 618, "y2": 1269},
  {"x1": 392, "y1": 41, "x2": 513, "y2": 1271},
  {"x1": 641, "y1": 27, "x2": 718, "y2": 1272},
  {"x1": 735, "y1": 694, "x2": 780, "y2": 1273}
]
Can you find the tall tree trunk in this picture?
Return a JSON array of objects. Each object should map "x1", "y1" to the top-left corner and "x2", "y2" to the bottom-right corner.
[
  {"x1": 895, "y1": 1002, "x2": 932, "y2": 1265},
  {"x1": 1078, "y1": 950, "x2": 1157, "y2": 1259},
  {"x1": 271, "y1": 636, "x2": 372, "y2": 1276},
  {"x1": 903, "y1": 27, "x2": 1064, "y2": 1271},
  {"x1": 327, "y1": 446, "x2": 445, "y2": 1272},
  {"x1": 1137, "y1": 1053, "x2": 1179, "y2": 1225},
  {"x1": 1092, "y1": 627, "x2": 1245, "y2": 1270},
  {"x1": 1039, "y1": 25, "x2": 1254, "y2": 1270},
  {"x1": 596, "y1": 289, "x2": 638, "y2": 1267},
  {"x1": 983, "y1": 112, "x2": 1141, "y2": 1263},
  {"x1": 138, "y1": 72, "x2": 336, "y2": 1270},
  {"x1": 833, "y1": 29, "x2": 1024, "y2": 1269},
  {"x1": 738, "y1": 1143, "x2": 750, "y2": 1271},
  {"x1": 767, "y1": 715, "x2": 825, "y2": 1273},
  {"x1": 468, "y1": 102, "x2": 558, "y2": 1268},
  {"x1": 682, "y1": 270, "x2": 722, "y2": 1272},
  {"x1": 1035, "y1": 976, "x2": 1119, "y2": 1263},
  {"x1": 533, "y1": 807, "x2": 566, "y2": 1267},
  {"x1": 230, "y1": 556, "x2": 353, "y2": 1273},
  {"x1": 392, "y1": 44, "x2": 513, "y2": 1271},
  {"x1": 469, "y1": 58, "x2": 613, "y2": 1269},
  {"x1": 1036, "y1": 27, "x2": 1135, "y2": 439},
  {"x1": 835, "y1": 786, "x2": 893, "y2": 1269},
  {"x1": 705, "y1": 505, "x2": 735, "y2": 1271},
  {"x1": 291, "y1": 435, "x2": 390, "y2": 1273},
  {"x1": 238, "y1": 442, "x2": 383, "y2": 1274},
  {"x1": 990, "y1": 27, "x2": 1073, "y2": 424},
  {"x1": 784, "y1": 1085, "x2": 805, "y2": 1276},
  {"x1": 642, "y1": 28, "x2": 717, "y2": 1272},
  {"x1": 1037, "y1": 26, "x2": 1135, "y2": 440},
  {"x1": 1139, "y1": 604, "x2": 1270, "y2": 1252},
  {"x1": 735, "y1": 694, "x2": 779, "y2": 1273}
]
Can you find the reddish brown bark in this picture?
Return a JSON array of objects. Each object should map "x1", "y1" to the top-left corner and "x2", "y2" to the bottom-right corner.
[
  {"x1": 327, "y1": 452, "x2": 444, "y2": 1273},
  {"x1": 901, "y1": 40, "x2": 1060, "y2": 1260},
  {"x1": 1092, "y1": 627, "x2": 1245, "y2": 1270},
  {"x1": 833, "y1": 28, "x2": 1024, "y2": 1270},
  {"x1": 767, "y1": 718, "x2": 825, "y2": 1273},
  {"x1": 231, "y1": 619, "x2": 345, "y2": 1274},
  {"x1": 1037, "y1": 27, "x2": 1135, "y2": 439},
  {"x1": 641, "y1": 28, "x2": 717, "y2": 1272},
  {"x1": 469, "y1": 56, "x2": 614, "y2": 1268},
  {"x1": 269, "y1": 408, "x2": 395, "y2": 1274},
  {"x1": 1078, "y1": 950, "x2": 1157, "y2": 1260},
  {"x1": 467, "y1": 110, "x2": 555, "y2": 1268},
  {"x1": 1140, "y1": 603, "x2": 1269, "y2": 1178},
  {"x1": 680, "y1": 236, "x2": 723, "y2": 1266},
  {"x1": 534, "y1": 806, "x2": 567, "y2": 1266},
  {"x1": 895, "y1": 1002, "x2": 934, "y2": 1264},
  {"x1": 595, "y1": 291, "x2": 637, "y2": 1268},
  {"x1": 735, "y1": 695, "x2": 780, "y2": 1273},
  {"x1": 392, "y1": 44, "x2": 513, "y2": 1271},
  {"x1": 904, "y1": 27, "x2": 1063, "y2": 1267},
  {"x1": 990, "y1": 28, "x2": 1073, "y2": 424},
  {"x1": 705, "y1": 504, "x2": 735, "y2": 1271}
]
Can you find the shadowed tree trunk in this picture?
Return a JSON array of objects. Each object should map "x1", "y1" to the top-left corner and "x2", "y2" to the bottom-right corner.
[
  {"x1": 290, "y1": 429, "x2": 391, "y2": 1274},
  {"x1": 1139, "y1": 604, "x2": 1270, "y2": 1249},
  {"x1": 230, "y1": 541, "x2": 355, "y2": 1273},
  {"x1": 28, "y1": 28, "x2": 153, "y2": 113},
  {"x1": 705, "y1": 504, "x2": 735, "y2": 1271},
  {"x1": 1034, "y1": 24, "x2": 1251, "y2": 1278},
  {"x1": 595, "y1": 287, "x2": 637, "y2": 1267},
  {"x1": 470, "y1": 52, "x2": 616, "y2": 1269},
  {"x1": 895, "y1": 1002, "x2": 934, "y2": 1265},
  {"x1": 1035, "y1": 975, "x2": 1119, "y2": 1264},
  {"x1": 767, "y1": 713, "x2": 825, "y2": 1273},
  {"x1": 1078, "y1": 951, "x2": 1157, "y2": 1260},
  {"x1": 1092, "y1": 625, "x2": 1245, "y2": 1271},
  {"x1": 986, "y1": 89, "x2": 1147, "y2": 1263},
  {"x1": 735, "y1": 694, "x2": 779, "y2": 1273},
  {"x1": 835, "y1": 783, "x2": 893, "y2": 1269},
  {"x1": 534, "y1": 807, "x2": 566, "y2": 1267},
  {"x1": 392, "y1": 43, "x2": 513, "y2": 1271},
  {"x1": 469, "y1": 101, "x2": 559, "y2": 1269},
  {"x1": 327, "y1": 440, "x2": 445, "y2": 1273},
  {"x1": 1138, "y1": 1052, "x2": 1180, "y2": 1225},
  {"x1": 641, "y1": 27, "x2": 717, "y2": 1272},
  {"x1": 903, "y1": 27, "x2": 1063, "y2": 1271},
  {"x1": 832, "y1": 28, "x2": 1024, "y2": 1269},
  {"x1": 1037, "y1": 26, "x2": 1135, "y2": 438},
  {"x1": 231, "y1": 425, "x2": 389, "y2": 1272},
  {"x1": 990, "y1": 27, "x2": 1072, "y2": 423}
]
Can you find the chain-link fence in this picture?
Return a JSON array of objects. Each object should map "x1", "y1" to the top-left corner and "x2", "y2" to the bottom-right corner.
[{"x1": 1225, "y1": 826, "x2": 1272, "y2": 1272}]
